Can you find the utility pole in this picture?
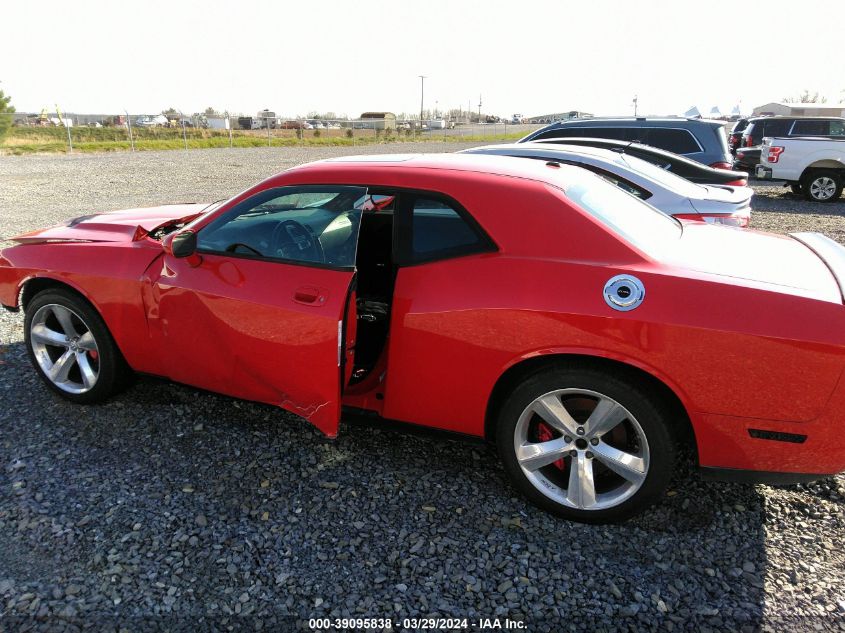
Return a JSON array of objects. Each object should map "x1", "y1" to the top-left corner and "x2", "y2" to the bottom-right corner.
[
  {"x1": 419, "y1": 75, "x2": 426, "y2": 129},
  {"x1": 478, "y1": 94, "x2": 482, "y2": 122},
  {"x1": 125, "y1": 110, "x2": 135, "y2": 152},
  {"x1": 633, "y1": 94, "x2": 638, "y2": 117}
]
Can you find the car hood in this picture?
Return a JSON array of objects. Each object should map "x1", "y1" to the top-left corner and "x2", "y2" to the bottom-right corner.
[
  {"x1": 664, "y1": 223, "x2": 842, "y2": 302},
  {"x1": 10, "y1": 203, "x2": 209, "y2": 244}
]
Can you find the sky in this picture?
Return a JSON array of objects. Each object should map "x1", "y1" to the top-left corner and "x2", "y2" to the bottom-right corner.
[{"x1": 3, "y1": 0, "x2": 843, "y2": 119}]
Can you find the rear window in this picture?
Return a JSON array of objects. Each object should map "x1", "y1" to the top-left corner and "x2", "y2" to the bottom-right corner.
[
  {"x1": 533, "y1": 126, "x2": 640, "y2": 142},
  {"x1": 618, "y1": 155, "x2": 705, "y2": 198},
  {"x1": 563, "y1": 171, "x2": 681, "y2": 255}
]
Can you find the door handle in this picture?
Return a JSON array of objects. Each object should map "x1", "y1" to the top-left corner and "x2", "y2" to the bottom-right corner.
[{"x1": 294, "y1": 286, "x2": 328, "y2": 306}]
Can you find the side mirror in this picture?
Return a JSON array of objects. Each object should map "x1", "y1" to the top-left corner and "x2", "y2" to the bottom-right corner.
[{"x1": 171, "y1": 231, "x2": 197, "y2": 258}]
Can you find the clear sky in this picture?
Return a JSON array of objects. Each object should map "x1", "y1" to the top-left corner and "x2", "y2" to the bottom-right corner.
[{"x1": 3, "y1": 0, "x2": 842, "y2": 118}]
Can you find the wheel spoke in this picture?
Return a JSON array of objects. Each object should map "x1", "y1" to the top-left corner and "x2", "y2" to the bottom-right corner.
[
  {"x1": 31, "y1": 323, "x2": 68, "y2": 347},
  {"x1": 49, "y1": 350, "x2": 77, "y2": 383},
  {"x1": 51, "y1": 305, "x2": 79, "y2": 338},
  {"x1": 77, "y1": 331, "x2": 97, "y2": 352},
  {"x1": 592, "y1": 442, "x2": 646, "y2": 485},
  {"x1": 585, "y1": 398, "x2": 628, "y2": 437},
  {"x1": 531, "y1": 395, "x2": 579, "y2": 436},
  {"x1": 516, "y1": 437, "x2": 570, "y2": 471},
  {"x1": 567, "y1": 452, "x2": 596, "y2": 509},
  {"x1": 76, "y1": 354, "x2": 97, "y2": 389}
]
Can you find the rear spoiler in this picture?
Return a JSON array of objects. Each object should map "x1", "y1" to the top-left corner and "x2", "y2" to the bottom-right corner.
[{"x1": 791, "y1": 232, "x2": 845, "y2": 302}]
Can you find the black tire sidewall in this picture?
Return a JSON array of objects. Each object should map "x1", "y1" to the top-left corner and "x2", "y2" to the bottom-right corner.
[
  {"x1": 495, "y1": 367, "x2": 676, "y2": 523},
  {"x1": 24, "y1": 289, "x2": 126, "y2": 404}
]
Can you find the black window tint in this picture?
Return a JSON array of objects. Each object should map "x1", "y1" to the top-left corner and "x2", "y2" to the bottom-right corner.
[
  {"x1": 197, "y1": 186, "x2": 366, "y2": 268},
  {"x1": 830, "y1": 121, "x2": 845, "y2": 136},
  {"x1": 642, "y1": 128, "x2": 700, "y2": 154},
  {"x1": 791, "y1": 120, "x2": 831, "y2": 135},
  {"x1": 764, "y1": 119, "x2": 791, "y2": 136},
  {"x1": 410, "y1": 197, "x2": 486, "y2": 262},
  {"x1": 534, "y1": 127, "x2": 582, "y2": 140}
]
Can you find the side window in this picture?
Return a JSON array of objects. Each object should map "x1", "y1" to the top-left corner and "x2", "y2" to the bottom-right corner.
[
  {"x1": 535, "y1": 127, "x2": 582, "y2": 140},
  {"x1": 791, "y1": 120, "x2": 831, "y2": 136},
  {"x1": 830, "y1": 121, "x2": 845, "y2": 136},
  {"x1": 408, "y1": 196, "x2": 493, "y2": 264},
  {"x1": 765, "y1": 119, "x2": 792, "y2": 137},
  {"x1": 197, "y1": 185, "x2": 367, "y2": 268},
  {"x1": 642, "y1": 128, "x2": 701, "y2": 154}
]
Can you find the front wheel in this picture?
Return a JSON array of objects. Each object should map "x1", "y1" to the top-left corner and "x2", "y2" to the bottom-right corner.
[
  {"x1": 802, "y1": 170, "x2": 843, "y2": 202},
  {"x1": 24, "y1": 288, "x2": 131, "y2": 404},
  {"x1": 495, "y1": 367, "x2": 676, "y2": 523}
]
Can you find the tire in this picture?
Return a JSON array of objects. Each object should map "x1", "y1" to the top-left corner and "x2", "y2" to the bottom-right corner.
[
  {"x1": 789, "y1": 183, "x2": 803, "y2": 195},
  {"x1": 802, "y1": 170, "x2": 843, "y2": 203},
  {"x1": 495, "y1": 366, "x2": 676, "y2": 523},
  {"x1": 24, "y1": 288, "x2": 132, "y2": 404}
]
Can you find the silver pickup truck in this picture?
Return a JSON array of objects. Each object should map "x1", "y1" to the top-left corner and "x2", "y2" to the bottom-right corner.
[{"x1": 756, "y1": 137, "x2": 845, "y2": 202}]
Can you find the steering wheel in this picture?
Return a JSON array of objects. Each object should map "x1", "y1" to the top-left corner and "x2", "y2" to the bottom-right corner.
[{"x1": 269, "y1": 220, "x2": 324, "y2": 262}]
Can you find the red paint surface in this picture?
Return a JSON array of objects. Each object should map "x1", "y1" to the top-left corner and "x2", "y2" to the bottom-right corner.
[{"x1": 2, "y1": 154, "x2": 845, "y2": 475}]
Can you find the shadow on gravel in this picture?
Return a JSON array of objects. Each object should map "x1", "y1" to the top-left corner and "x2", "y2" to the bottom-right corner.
[
  {"x1": 751, "y1": 190, "x2": 845, "y2": 216},
  {"x1": 0, "y1": 339, "x2": 771, "y2": 631}
]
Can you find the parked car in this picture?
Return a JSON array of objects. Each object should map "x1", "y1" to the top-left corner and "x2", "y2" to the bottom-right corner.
[
  {"x1": 463, "y1": 143, "x2": 752, "y2": 226},
  {"x1": 733, "y1": 146, "x2": 761, "y2": 174},
  {"x1": 532, "y1": 137, "x2": 748, "y2": 186},
  {"x1": 519, "y1": 117, "x2": 732, "y2": 169},
  {"x1": 757, "y1": 137, "x2": 845, "y2": 201},
  {"x1": 3, "y1": 154, "x2": 845, "y2": 523},
  {"x1": 728, "y1": 118, "x2": 750, "y2": 155},
  {"x1": 741, "y1": 116, "x2": 845, "y2": 149}
]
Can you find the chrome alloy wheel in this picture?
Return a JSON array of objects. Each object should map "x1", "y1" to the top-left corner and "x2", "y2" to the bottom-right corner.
[
  {"x1": 513, "y1": 389, "x2": 650, "y2": 511},
  {"x1": 809, "y1": 176, "x2": 837, "y2": 201},
  {"x1": 29, "y1": 304, "x2": 100, "y2": 394}
]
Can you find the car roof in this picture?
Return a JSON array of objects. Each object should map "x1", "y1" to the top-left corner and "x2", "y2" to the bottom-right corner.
[
  {"x1": 538, "y1": 117, "x2": 724, "y2": 128},
  {"x1": 465, "y1": 142, "x2": 627, "y2": 164},
  {"x1": 282, "y1": 152, "x2": 598, "y2": 189}
]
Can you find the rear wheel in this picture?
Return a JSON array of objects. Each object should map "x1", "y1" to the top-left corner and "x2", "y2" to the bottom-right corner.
[
  {"x1": 24, "y1": 289, "x2": 131, "y2": 403},
  {"x1": 802, "y1": 170, "x2": 843, "y2": 202},
  {"x1": 495, "y1": 367, "x2": 676, "y2": 523}
]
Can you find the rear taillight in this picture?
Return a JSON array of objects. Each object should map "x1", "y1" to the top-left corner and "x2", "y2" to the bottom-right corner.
[
  {"x1": 729, "y1": 134, "x2": 739, "y2": 145},
  {"x1": 745, "y1": 136, "x2": 754, "y2": 147},
  {"x1": 708, "y1": 161, "x2": 733, "y2": 170},
  {"x1": 766, "y1": 146, "x2": 785, "y2": 163},
  {"x1": 673, "y1": 213, "x2": 750, "y2": 228},
  {"x1": 724, "y1": 179, "x2": 747, "y2": 186}
]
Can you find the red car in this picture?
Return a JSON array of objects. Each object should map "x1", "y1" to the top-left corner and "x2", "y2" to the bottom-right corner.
[{"x1": 2, "y1": 154, "x2": 845, "y2": 523}]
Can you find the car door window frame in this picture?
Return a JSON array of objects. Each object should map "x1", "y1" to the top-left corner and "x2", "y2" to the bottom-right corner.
[{"x1": 195, "y1": 185, "x2": 368, "y2": 272}]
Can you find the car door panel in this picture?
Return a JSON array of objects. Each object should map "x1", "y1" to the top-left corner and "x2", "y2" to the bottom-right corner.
[{"x1": 149, "y1": 252, "x2": 352, "y2": 437}]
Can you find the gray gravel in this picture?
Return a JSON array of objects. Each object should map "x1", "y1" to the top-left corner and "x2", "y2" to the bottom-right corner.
[{"x1": 1, "y1": 146, "x2": 845, "y2": 631}]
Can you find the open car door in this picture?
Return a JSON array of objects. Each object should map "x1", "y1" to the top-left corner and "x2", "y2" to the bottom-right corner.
[{"x1": 150, "y1": 185, "x2": 368, "y2": 438}]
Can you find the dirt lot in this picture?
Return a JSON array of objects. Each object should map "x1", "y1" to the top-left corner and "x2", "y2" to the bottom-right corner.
[{"x1": 1, "y1": 145, "x2": 844, "y2": 631}]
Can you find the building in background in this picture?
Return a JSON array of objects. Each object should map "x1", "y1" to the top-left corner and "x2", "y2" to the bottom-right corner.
[
  {"x1": 752, "y1": 102, "x2": 845, "y2": 117},
  {"x1": 355, "y1": 112, "x2": 396, "y2": 130}
]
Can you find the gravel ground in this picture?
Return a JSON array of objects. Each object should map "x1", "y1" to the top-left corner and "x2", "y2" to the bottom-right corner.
[{"x1": 1, "y1": 146, "x2": 845, "y2": 632}]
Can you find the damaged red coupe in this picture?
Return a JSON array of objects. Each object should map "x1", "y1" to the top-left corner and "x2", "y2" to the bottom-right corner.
[{"x1": 3, "y1": 153, "x2": 845, "y2": 522}]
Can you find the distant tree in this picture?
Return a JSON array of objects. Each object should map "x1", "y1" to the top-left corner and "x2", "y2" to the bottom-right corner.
[
  {"x1": 783, "y1": 90, "x2": 827, "y2": 104},
  {"x1": 161, "y1": 107, "x2": 179, "y2": 117},
  {"x1": 203, "y1": 107, "x2": 219, "y2": 116},
  {"x1": 0, "y1": 86, "x2": 15, "y2": 140}
]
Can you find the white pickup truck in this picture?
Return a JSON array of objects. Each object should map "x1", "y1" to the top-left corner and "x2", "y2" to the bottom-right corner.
[{"x1": 756, "y1": 137, "x2": 845, "y2": 202}]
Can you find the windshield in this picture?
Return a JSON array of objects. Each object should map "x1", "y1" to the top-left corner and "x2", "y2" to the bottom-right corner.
[
  {"x1": 563, "y1": 171, "x2": 681, "y2": 255},
  {"x1": 619, "y1": 154, "x2": 705, "y2": 198}
]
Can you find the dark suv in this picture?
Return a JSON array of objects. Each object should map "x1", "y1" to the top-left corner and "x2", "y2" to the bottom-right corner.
[
  {"x1": 519, "y1": 118, "x2": 732, "y2": 168},
  {"x1": 740, "y1": 116, "x2": 845, "y2": 148}
]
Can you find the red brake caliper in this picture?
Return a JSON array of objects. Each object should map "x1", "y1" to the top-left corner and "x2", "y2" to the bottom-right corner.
[{"x1": 537, "y1": 423, "x2": 566, "y2": 471}]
